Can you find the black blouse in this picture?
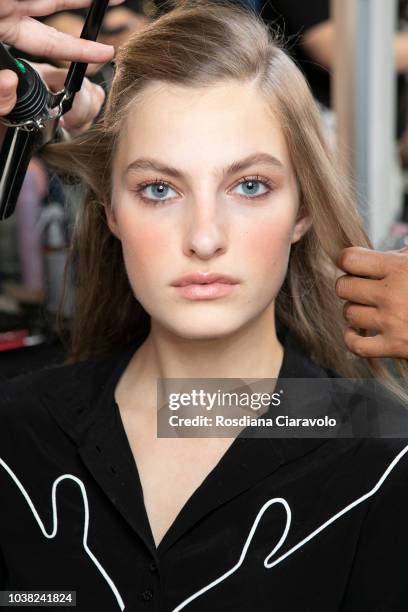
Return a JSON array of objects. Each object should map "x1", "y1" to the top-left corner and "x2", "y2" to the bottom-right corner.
[{"x1": 1, "y1": 327, "x2": 408, "y2": 611}]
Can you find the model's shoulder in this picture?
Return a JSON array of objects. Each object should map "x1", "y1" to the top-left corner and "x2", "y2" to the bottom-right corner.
[
  {"x1": 320, "y1": 365, "x2": 408, "y2": 437},
  {"x1": 0, "y1": 349, "x2": 118, "y2": 418},
  {"x1": 0, "y1": 363, "x2": 75, "y2": 420}
]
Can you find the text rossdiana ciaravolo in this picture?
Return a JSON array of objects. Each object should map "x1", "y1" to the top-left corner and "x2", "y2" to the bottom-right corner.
[{"x1": 168, "y1": 415, "x2": 337, "y2": 428}]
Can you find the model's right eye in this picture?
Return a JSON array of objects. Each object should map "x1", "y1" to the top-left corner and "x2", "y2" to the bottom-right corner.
[{"x1": 133, "y1": 180, "x2": 178, "y2": 204}]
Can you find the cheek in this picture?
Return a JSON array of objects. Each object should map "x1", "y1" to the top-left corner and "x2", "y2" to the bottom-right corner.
[
  {"x1": 119, "y1": 220, "x2": 169, "y2": 287},
  {"x1": 241, "y1": 212, "x2": 294, "y2": 276}
]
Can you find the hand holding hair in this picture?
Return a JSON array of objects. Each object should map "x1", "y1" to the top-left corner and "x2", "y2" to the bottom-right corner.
[{"x1": 336, "y1": 245, "x2": 408, "y2": 359}]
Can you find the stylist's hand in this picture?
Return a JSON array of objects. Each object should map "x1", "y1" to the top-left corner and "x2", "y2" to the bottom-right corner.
[
  {"x1": 0, "y1": 0, "x2": 124, "y2": 136},
  {"x1": 0, "y1": 61, "x2": 106, "y2": 136},
  {"x1": 335, "y1": 246, "x2": 408, "y2": 358},
  {"x1": 0, "y1": 0, "x2": 124, "y2": 61}
]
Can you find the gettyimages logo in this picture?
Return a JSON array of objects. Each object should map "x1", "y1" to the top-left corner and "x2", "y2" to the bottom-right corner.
[
  {"x1": 156, "y1": 376, "x2": 408, "y2": 438},
  {"x1": 167, "y1": 387, "x2": 282, "y2": 411}
]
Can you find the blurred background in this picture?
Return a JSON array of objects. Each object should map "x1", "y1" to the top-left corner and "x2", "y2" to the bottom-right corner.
[{"x1": 0, "y1": 0, "x2": 407, "y2": 378}]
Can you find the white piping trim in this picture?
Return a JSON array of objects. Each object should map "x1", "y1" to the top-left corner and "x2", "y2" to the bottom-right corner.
[
  {"x1": 172, "y1": 443, "x2": 408, "y2": 611},
  {"x1": 0, "y1": 458, "x2": 125, "y2": 611}
]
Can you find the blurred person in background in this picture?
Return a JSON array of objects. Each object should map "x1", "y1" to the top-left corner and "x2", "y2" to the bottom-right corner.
[{"x1": 259, "y1": 1, "x2": 408, "y2": 163}]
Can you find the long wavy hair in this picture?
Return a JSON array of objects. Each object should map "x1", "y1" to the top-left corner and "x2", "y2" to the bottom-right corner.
[{"x1": 39, "y1": 0, "x2": 408, "y2": 405}]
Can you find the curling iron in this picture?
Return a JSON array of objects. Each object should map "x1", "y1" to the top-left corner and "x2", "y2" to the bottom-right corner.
[{"x1": 0, "y1": 0, "x2": 111, "y2": 221}]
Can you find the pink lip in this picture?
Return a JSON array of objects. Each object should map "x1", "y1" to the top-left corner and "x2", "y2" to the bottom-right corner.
[
  {"x1": 173, "y1": 282, "x2": 237, "y2": 300},
  {"x1": 171, "y1": 272, "x2": 239, "y2": 287}
]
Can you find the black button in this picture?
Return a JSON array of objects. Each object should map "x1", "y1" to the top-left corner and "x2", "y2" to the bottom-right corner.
[
  {"x1": 141, "y1": 589, "x2": 154, "y2": 601},
  {"x1": 149, "y1": 561, "x2": 158, "y2": 572}
]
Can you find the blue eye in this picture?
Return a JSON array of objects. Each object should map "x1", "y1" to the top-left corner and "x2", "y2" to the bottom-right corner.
[
  {"x1": 139, "y1": 181, "x2": 177, "y2": 201},
  {"x1": 232, "y1": 178, "x2": 271, "y2": 198}
]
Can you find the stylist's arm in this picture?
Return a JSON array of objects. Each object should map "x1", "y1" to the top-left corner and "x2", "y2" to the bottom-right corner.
[
  {"x1": 336, "y1": 245, "x2": 408, "y2": 358},
  {"x1": 0, "y1": 0, "x2": 125, "y2": 134}
]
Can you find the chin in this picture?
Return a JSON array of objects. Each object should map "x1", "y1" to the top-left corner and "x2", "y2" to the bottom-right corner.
[{"x1": 163, "y1": 317, "x2": 243, "y2": 341}]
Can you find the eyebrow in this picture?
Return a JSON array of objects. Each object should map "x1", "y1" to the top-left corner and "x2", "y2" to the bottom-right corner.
[{"x1": 123, "y1": 152, "x2": 285, "y2": 180}]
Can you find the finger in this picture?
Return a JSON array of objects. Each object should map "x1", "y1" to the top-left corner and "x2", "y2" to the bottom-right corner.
[
  {"x1": 6, "y1": 17, "x2": 116, "y2": 63},
  {"x1": 0, "y1": 69, "x2": 18, "y2": 115},
  {"x1": 337, "y1": 246, "x2": 387, "y2": 279},
  {"x1": 343, "y1": 301, "x2": 381, "y2": 332},
  {"x1": 17, "y1": 0, "x2": 125, "y2": 16},
  {"x1": 63, "y1": 80, "x2": 105, "y2": 133},
  {"x1": 335, "y1": 275, "x2": 382, "y2": 307},
  {"x1": 343, "y1": 327, "x2": 391, "y2": 358}
]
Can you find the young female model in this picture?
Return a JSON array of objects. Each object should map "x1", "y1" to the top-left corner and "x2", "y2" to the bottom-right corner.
[{"x1": 1, "y1": 1, "x2": 408, "y2": 610}]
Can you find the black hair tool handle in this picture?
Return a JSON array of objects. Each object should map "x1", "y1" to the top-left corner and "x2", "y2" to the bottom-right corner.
[
  {"x1": 0, "y1": 127, "x2": 39, "y2": 220},
  {"x1": 62, "y1": 0, "x2": 110, "y2": 114},
  {"x1": 0, "y1": 44, "x2": 48, "y2": 124}
]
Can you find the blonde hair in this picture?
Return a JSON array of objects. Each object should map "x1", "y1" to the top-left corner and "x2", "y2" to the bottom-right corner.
[{"x1": 40, "y1": 0, "x2": 408, "y2": 405}]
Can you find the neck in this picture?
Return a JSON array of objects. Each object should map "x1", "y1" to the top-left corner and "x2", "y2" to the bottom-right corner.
[{"x1": 116, "y1": 304, "x2": 284, "y2": 409}]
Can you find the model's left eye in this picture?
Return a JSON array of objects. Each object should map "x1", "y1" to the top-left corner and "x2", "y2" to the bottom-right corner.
[{"x1": 231, "y1": 178, "x2": 271, "y2": 198}]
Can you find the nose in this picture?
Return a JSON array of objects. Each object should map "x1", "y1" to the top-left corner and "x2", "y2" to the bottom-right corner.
[{"x1": 182, "y1": 196, "x2": 228, "y2": 259}]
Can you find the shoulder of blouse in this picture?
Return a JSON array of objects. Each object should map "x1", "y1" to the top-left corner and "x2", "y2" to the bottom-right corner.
[{"x1": 0, "y1": 345, "x2": 129, "y2": 433}]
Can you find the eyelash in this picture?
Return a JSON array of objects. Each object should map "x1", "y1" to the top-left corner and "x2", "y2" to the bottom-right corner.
[{"x1": 131, "y1": 175, "x2": 275, "y2": 206}]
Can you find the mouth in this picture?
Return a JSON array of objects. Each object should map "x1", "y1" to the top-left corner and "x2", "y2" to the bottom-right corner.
[
  {"x1": 170, "y1": 271, "x2": 240, "y2": 300},
  {"x1": 172, "y1": 281, "x2": 239, "y2": 300}
]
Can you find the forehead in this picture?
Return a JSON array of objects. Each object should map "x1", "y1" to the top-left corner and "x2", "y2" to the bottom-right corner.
[{"x1": 116, "y1": 80, "x2": 291, "y2": 170}]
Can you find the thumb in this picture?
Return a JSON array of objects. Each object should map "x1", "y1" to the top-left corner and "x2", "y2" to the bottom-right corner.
[
  {"x1": 0, "y1": 69, "x2": 19, "y2": 115},
  {"x1": 62, "y1": 80, "x2": 105, "y2": 135}
]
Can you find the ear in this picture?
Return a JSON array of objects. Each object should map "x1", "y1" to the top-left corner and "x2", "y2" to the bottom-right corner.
[
  {"x1": 104, "y1": 201, "x2": 121, "y2": 240},
  {"x1": 291, "y1": 213, "x2": 313, "y2": 244}
]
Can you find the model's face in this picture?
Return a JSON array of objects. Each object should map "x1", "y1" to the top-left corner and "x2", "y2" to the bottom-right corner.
[{"x1": 108, "y1": 80, "x2": 311, "y2": 339}]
